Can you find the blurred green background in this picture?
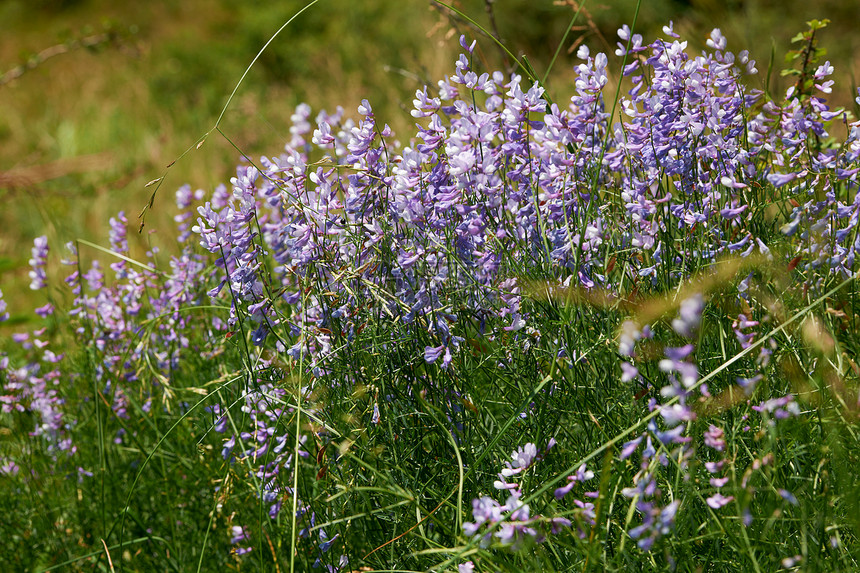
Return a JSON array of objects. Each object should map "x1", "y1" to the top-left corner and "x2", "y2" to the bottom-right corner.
[{"x1": 0, "y1": 0, "x2": 857, "y2": 321}]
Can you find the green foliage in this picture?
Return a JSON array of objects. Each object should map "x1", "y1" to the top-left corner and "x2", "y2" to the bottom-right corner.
[{"x1": 2, "y1": 2, "x2": 860, "y2": 572}]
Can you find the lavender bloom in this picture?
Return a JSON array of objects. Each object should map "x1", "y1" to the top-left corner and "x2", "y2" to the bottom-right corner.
[
  {"x1": 0, "y1": 289, "x2": 9, "y2": 321},
  {"x1": 0, "y1": 460, "x2": 20, "y2": 476},
  {"x1": 621, "y1": 361, "x2": 639, "y2": 382},
  {"x1": 706, "y1": 493, "x2": 734, "y2": 509},
  {"x1": 500, "y1": 443, "x2": 538, "y2": 477},
  {"x1": 660, "y1": 403, "x2": 695, "y2": 426},
  {"x1": 469, "y1": 493, "x2": 542, "y2": 549},
  {"x1": 108, "y1": 212, "x2": 128, "y2": 254},
  {"x1": 752, "y1": 394, "x2": 801, "y2": 419},
  {"x1": 628, "y1": 500, "x2": 680, "y2": 551},
  {"x1": 649, "y1": 420, "x2": 689, "y2": 445},
  {"x1": 463, "y1": 496, "x2": 503, "y2": 545},
  {"x1": 554, "y1": 464, "x2": 596, "y2": 500},
  {"x1": 467, "y1": 440, "x2": 569, "y2": 545},
  {"x1": 705, "y1": 28, "x2": 727, "y2": 51},
  {"x1": 733, "y1": 314, "x2": 759, "y2": 348},
  {"x1": 778, "y1": 489, "x2": 799, "y2": 505},
  {"x1": 736, "y1": 374, "x2": 763, "y2": 396},
  {"x1": 424, "y1": 345, "x2": 445, "y2": 364},
  {"x1": 28, "y1": 235, "x2": 49, "y2": 290},
  {"x1": 659, "y1": 345, "x2": 698, "y2": 390},
  {"x1": 34, "y1": 303, "x2": 54, "y2": 318},
  {"x1": 412, "y1": 86, "x2": 441, "y2": 118},
  {"x1": 175, "y1": 185, "x2": 205, "y2": 243},
  {"x1": 703, "y1": 425, "x2": 726, "y2": 451},
  {"x1": 619, "y1": 321, "x2": 644, "y2": 357},
  {"x1": 318, "y1": 528, "x2": 339, "y2": 552},
  {"x1": 671, "y1": 293, "x2": 704, "y2": 337},
  {"x1": 230, "y1": 525, "x2": 252, "y2": 555},
  {"x1": 620, "y1": 435, "x2": 644, "y2": 460},
  {"x1": 2, "y1": 344, "x2": 73, "y2": 455}
]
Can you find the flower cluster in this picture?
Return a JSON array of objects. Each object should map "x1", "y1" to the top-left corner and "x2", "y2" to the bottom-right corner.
[
  {"x1": 463, "y1": 441, "x2": 574, "y2": 548},
  {"x1": 2, "y1": 19, "x2": 858, "y2": 570}
]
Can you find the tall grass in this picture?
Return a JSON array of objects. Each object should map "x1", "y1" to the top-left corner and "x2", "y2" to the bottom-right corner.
[{"x1": 1, "y1": 2, "x2": 860, "y2": 572}]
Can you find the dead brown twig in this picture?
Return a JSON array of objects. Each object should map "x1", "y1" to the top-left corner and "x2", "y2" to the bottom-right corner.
[
  {"x1": 553, "y1": 0, "x2": 614, "y2": 57},
  {"x1": 0, "y1": 31, "x2": 126, "y2": 87}
]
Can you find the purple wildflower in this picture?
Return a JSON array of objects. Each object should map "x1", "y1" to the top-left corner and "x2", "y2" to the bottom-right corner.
[
  {"x1": 500, "y1": 443, "x2": 538, "y2": 477},
  {"x1": 706, "y1": 493, "x2": 734, "y2": 509},
  {"x1": 703, "y1": 425, "x2": 726, "y2": 451},
  {"x1": 671, "y1": 294, "x2": 704, "y2": 338},
  {"x1": 28, "y1": 235, "x2": 49, "y2": 290},
  {"x1": 0, "y1": 289, "x2": 9, "y2": 321}
]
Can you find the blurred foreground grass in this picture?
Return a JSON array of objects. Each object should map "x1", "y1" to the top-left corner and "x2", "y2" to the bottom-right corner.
[{"x1": 0, "y1": 0, "x2": 857, "y2": 327}]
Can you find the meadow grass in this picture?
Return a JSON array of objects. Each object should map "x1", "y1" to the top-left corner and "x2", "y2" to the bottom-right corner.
[{"x1": 1, "y1": 2, "x2": 860, "y2": 572}]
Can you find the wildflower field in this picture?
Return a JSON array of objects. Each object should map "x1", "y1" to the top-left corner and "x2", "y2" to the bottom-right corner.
[{"x1": 2, "y1": 2, "x2": 860, "y2": 571}]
